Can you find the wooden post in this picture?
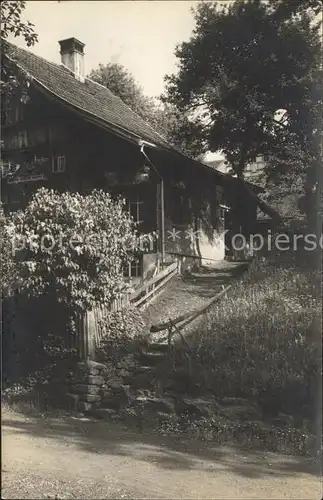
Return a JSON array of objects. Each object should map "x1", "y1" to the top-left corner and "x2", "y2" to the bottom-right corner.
[
  {"x1": 156, "y1": 177, "x2": 165, "y2": 265},
  {"x1": 160, "y1": 178, "x2": 165, "y2": 264}
]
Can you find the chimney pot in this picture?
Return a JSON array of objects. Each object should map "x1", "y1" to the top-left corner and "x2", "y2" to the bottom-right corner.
[{"x1": 59, "y1": 37, "x2": 85, "y2": 82}]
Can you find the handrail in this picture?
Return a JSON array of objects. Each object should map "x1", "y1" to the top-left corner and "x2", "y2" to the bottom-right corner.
[
  {"x1": 132, "y1": 266, "x2": 177, "y2": 308},
  {"x1": 150, "y1": 284, "x2": 232, "y2": 333},
  {"x1": 130, "y1": 261, "x2": 178, "y2": 301}
]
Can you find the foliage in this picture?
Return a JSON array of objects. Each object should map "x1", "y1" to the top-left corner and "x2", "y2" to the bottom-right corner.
[
  {"x1": 9, "y1": 188, "x2": 137, "y2": 316},
  {"x1": 89, "y1": 62, "x2": 204, "y2": 158},
  {"x1": 158, "y1": 412, "x2": 316, "y2": 457},
  {"x1": 1, "y1": 2, "x2": 38, "y2": 97},
  {"x1": 153, "y1": 104, "x2": 206, "y2": 159},
  {"x1": 269, "y1": 0, "x2": 323, "y2": 18},
  {"x1": 0, "y1": 205, "x2": 17, "y2": 295},
  {"x1": 176, "y1": 252, "x2": 321, "y2": 420},
  {"x1": 163, "y1": 0, "x2": 322, "y2": 224},
  {"x1": 89, "y1": 62, "x2": 157, "y2": 124},
  {"x1": 0, "y1": 1, "x2": 38, "y2": 45},
  {"x1": 97, "y1": 306, "x2": 146, "y2": 363}
]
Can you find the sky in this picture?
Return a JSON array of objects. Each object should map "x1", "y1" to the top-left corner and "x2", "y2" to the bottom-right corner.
[{"x1": 9, "y1": 0, "x2": 201, "y2": 99}]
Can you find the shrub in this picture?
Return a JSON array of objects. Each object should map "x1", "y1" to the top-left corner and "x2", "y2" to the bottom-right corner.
[
  {"x1": 9, "y1": 188, "x2": 137, "y2": 315},
  {"x1": 97, "y1": 306, "x2": 146, "y2": 363},
  {"x1": 0, "y1": 205, "x2": 17, "y2": 295}
]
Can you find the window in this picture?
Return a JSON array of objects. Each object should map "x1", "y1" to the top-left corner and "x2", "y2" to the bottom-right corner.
[
  {"x1": 3, "y1": 105, "x2": 24, "y2": 126},
  {"x1": 171, "y1": 191, "x2": 191, "y2": 227},
  {"x1": 0, "y1": 159, "x2": 12, "y2": 178},
  {"x1": 123, "y1": 255, "x2": 142, "y2": 278},
  {"x1": 219, "y1": 207, "x2": 226, "y2": 222},
  {"x1": 52, "y1": 155, "x2": 66, "y2": 173},
  {"x1": 128, "y1": 197, "x2": 144, "y2": 227},
  {"x1": 17, "y1": 130, "x2": 28, "y2": 148},
  {"x1": 4, "y1": 130, "x2": 28, "y2": 150}
]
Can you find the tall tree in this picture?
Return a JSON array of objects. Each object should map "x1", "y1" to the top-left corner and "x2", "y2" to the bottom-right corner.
[
  {"x1": 89, "y1": 63, "x2": 156, "y2": 124},
  {"x1": 1, "y1": 0, "x2": 38, "y2": 92},
  {"x1": 0, "y1": 1, "x2": 38, "y2": 45},
  {"x1": 89, "y1": 63, "x2": 204, "y2": 158},
  {"x1": 163, "y1": 0, "x2": 321, "y2": 222}
]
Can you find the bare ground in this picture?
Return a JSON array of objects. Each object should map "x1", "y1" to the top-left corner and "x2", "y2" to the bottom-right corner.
[
  {"x1": 2, "y1": 408, "x2": 321, "y2": 500},
  {"x1": 142, "y1": 260, "x2": 248, "y2": 340}
]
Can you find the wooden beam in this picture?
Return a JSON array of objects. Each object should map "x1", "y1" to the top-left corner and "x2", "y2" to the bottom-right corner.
[
  {"x1": 130, "y1": 261, "x2": 177, "y2": 300},
  {"x1": 160, "y1": 178, "x2": 165, "y2": 263},
  {"x1": 150, "y1": 284, "x2": 232, "y2": 333}
]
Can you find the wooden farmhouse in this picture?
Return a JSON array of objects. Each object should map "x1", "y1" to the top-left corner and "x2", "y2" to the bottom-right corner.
[{"x1": 1, "y1": 37, "x2": 262, "y2": 284}]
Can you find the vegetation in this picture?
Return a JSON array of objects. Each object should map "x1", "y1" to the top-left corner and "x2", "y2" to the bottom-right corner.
[
  {"x1": 0, "y1": 1, "x2": 38, "y2": 46},
  {"x1": 1, "y1": 1, "x2": 38, "y2": 96},
  {"x1": 0, "y1": 206, "x2": 17, "y2": 295},
  {"x1": 89, "y1": 63, "x2": 204, "y2": 158},
  {"x1": 165, "y1": 250, "x2": 321, "y2": 455},
  {"x1": 96, "y1": 307, "x2": 146, "y2": 364},
  {"x1": 162, "y1": 0, "x2": 322, "y2": 226},
  {"x1": 192, "y1": 253, "x2": 320, "y2": 402},
  {"x1": 8, "y1": 188, "x2": 137, "y2": 316}
]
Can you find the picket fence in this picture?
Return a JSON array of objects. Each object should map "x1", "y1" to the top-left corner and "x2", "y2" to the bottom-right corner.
[{"x1": 75, "y1": 261, "x2": 179, "y2": 359}]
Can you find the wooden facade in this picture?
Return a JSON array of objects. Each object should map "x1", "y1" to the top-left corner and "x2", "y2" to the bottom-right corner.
[{"x1": 1, "y1": 76, "x2": 258, "y2": 279}]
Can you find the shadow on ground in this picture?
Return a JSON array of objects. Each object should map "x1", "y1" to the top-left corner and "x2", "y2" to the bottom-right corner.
[{"x1": 2, "y1": 410, "x2": 320, "y2": 480}]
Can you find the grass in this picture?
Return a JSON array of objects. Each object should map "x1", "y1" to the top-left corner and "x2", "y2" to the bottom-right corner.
[
  {"x1": 165, "y1": 249, "x2": 322, "y2": 456},
  {"x1": 190, "y1": 251, "x2": 320, "y2": 401},
  {"x1": 3, "y1": 249, "x2": 321, "y2": 458}
]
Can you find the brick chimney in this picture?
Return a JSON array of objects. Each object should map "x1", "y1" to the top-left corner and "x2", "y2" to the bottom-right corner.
[{"x1": 59, "y1": 37, "x2": 85, "y2": 82}]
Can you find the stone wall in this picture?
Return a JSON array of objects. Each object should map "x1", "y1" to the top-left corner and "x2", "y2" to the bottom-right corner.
[{"x1": 65, "y1": 354, "x2": 141, "y2": 413}]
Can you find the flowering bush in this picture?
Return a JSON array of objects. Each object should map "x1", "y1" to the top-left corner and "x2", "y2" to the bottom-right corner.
[
  {"x1": 0, "y1": 205, "x2": 17, "y2": 295},
  {"x1": 9, "y1": 188, "x2": 137, "y2": 314}
]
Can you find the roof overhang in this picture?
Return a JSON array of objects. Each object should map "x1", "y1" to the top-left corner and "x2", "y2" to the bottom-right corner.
[{"x1": 4, "y1": 52, "x2": 263, "y2": 194}]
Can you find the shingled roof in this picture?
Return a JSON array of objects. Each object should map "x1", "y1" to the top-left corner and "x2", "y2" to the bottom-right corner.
[
  {"x1": 3, "y1": 40, "x2": 265, "y2": 196},
  {"x1": 3, "y1": 40, "x2": 169, "y2": 148}
]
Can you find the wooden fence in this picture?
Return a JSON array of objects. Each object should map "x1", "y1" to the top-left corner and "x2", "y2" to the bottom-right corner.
[{"x1": 75, "y1": 260, "x2": 179, "y2": 359}]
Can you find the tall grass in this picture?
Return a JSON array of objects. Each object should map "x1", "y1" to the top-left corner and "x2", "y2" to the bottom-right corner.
[{"x1": 187, "y1": 251, "x2": 321, "y2": 418}]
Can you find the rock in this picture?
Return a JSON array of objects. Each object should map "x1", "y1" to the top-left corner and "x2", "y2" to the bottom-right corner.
[
  {"x1": 175, "y1": 396, "x2": 220, "y2": 418},
  {"x1": 82, "y1": 394, "x2": 101, "y2": 403},
  {"x1": 134, "y1": 365, "x2": 155, "y2": 374},
  {"x1": 117, "y1": 369, "x2": 132, "y2": 378},
  {"x1": 71, "y1": 384, "x2": 101, "y2": 395},
  {"x1": 65, "y1": 393, "x2": 80, "y2": 411},
  {"x1": 147, "y1": 342, "x2": 169, "y2": 354},
  {"x1": 106, "y1": 377, "x2": 123, "y2": 390},
  {"x1": 91, "y1": 408, "x2": 119, "y2": 420},
  {"x1": 110, "y1": 384, "x2": 134, "y2": 404},
  {"x1": 78, "y1": 401, "x2": 93, "y2": 412},
  {"x1": 220, "y1": 404, "x2": 262, "y2": 421},
  {"x1": 100, "y1": 396, "x2": 122, "y2": 410},
  {"x1": 86, "y1": 375, "x2": 105, "y2": 386},
  {"x1": 156, "y1": 411, "x2": 173, "y2": 424},
  {"x1": 133, "y1": 396, "x2": 175, "y2": 414},
  {"x1": 140, "y1": 351, "x2": 166, "y2": 367},
  {"x1": 126, "y1": 373, "x2": 154, "y2": 390},
  {"x1": 76, "y1": 361, "x2": 106, "y2": 375}
]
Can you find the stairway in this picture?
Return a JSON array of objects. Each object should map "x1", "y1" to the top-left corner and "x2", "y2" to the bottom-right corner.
[{"x1": 90, "y1": 340, "x2": 182, "y2": 421}]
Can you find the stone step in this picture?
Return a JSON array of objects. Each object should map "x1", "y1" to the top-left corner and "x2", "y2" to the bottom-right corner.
[
  {"x1": 100, "y1": 396, "x2": 122, "y2": 411},
  {"x1": 139, "y1": 351, "x2": 167, "y2": 367},
  {"x1": 146, "y1": 342, "x2": 170, "y2": 354},
  {"x1": 125, "y1": 372, "x2": 156, "y2": 390}
]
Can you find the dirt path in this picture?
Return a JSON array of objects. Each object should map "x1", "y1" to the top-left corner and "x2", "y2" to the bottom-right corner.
[
  {"x1": 2, "y1": 409, "x2": 321, "y2": 499},
  {"x1": 142, "y1": 260, "x2": 249, "y2": 340}
]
